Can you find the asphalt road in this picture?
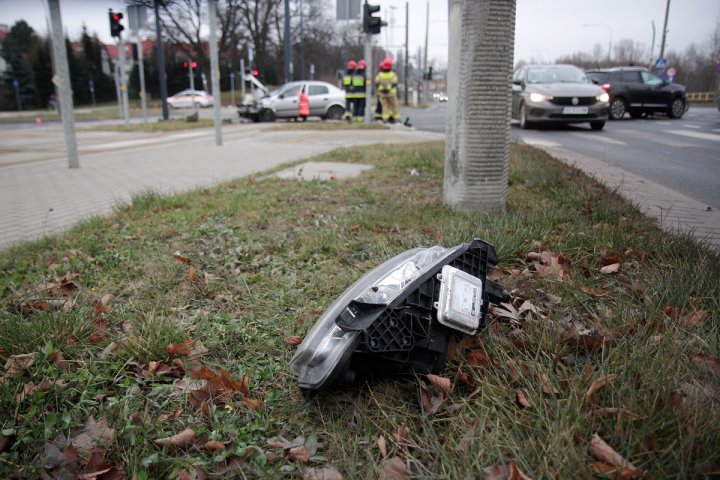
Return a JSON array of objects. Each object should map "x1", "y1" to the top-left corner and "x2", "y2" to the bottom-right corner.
[{"x1": 408, "y1": 103, "x2": 720, "y2": 209}]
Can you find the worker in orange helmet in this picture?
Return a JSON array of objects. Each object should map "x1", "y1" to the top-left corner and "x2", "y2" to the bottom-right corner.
[
  {"x1": 343, "y1": 60, "x2": 357, "y2": 122},
  {"x1": 374, "y1": 57, "x2": 401, "y2": 123}
]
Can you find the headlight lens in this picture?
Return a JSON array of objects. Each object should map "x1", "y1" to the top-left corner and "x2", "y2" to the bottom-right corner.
[
  {"x1": 596, "y1": 92, "x2": 610, "y2": 103},
  {"x1": 529, "y1": 92, "x2": 552, "y2": 103}
]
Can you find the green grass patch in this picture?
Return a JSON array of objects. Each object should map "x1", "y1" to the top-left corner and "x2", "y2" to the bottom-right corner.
[{"x1": 1, "y1": 142, "x2": 718, "y2": 478}]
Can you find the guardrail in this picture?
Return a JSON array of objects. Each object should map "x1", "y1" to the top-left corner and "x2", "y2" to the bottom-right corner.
[{"x1": 686, "y1": 92, "x2": 715, "y2": 102}]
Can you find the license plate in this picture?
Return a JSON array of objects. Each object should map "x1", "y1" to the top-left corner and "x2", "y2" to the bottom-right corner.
[{"x1": 562, "y1": 106, "x2": 588, "y2": 114}]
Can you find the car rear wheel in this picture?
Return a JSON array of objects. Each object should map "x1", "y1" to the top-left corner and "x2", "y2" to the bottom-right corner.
[
  {"x1": 668, "y1": 98, "x2": 686, "y2": 119},
  {"x1": 590, "y1": 121, "x2": 605, "y2": 131},
  {"x1": 519, "y1": 103, "x2": 532, "y2": 129},
  {"x1": 326, "y1": 105, "x2": 344, "y2": 121},
  {"x1": 609, "y1": 98, "x2": 627, "y2": 120},
  {"x1": 260, "y1": 108, "x2": 276, "y2": 122}
]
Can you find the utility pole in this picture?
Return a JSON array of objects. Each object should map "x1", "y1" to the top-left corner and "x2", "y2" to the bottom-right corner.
[
  {"x1": 659, "y1": 0, "x2": 671, "y2": 60},
  {"x1": 208, "y1": 0, "x2": 222, "y2": 146},
  {"x1": 423, "y1": 0, "x2": 429, "y2": 104},
  {"x1": 240, "y1": 58, "x2": 246, "y2": 99},
  {"x1": 649, "y1": 21, "x2": 656, "y2": 69},
  {"x1": 404, "y1": 2, "x2": 409, "y2": 106},
  {"x1": 128, "y1": 4, "x2": 148, "y2": 123},
  {"x1": 444, "y1": 0, "x2": 516, "y2": 212},
  {"x1": 118, "y1": 33, "x2": 131, "y2": 130},
  {"x1": 364, "y1": 33, "x2": 372, "y2": 125},
  {"x1": 154, "y1": 0, "x2": 169, "y2": 120},
  {"x1": 300, "y1": 0, "x2": 305, "y2": 79},
  {"x1": 47, "y1": 0, "x2": 79, "y2": 168},
  {"x1": 284, "y1": 0, "x2": 292, "y2": 83}
]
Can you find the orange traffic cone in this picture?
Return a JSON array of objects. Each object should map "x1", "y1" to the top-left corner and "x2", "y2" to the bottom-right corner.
[{"x1": 35, "y1": 117, "x2": 43, "y2": 126}]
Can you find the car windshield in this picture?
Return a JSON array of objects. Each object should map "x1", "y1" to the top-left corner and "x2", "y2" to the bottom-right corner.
[{"x1": 527, "y1": 66, "x2": 588, "y2": 84}]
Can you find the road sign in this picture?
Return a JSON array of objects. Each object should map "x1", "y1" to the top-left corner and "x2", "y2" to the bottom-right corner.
[
  {"x1": 666, "y1": 67, "x2": 676, "y2": 78},
  {"x1": 230, "y1": 72, "x2": 235, "y2": 79},
  {"x1": 127, "y1": 4, "x2": 147, "y2": 31},
  {"x1": 12, "y1": 79, "x2": 19, "y2": 88},
  {"x1": 655, "y1": 58, "x2": 668, "y2": 70},
  {"x1": 337, "y1": 0, "x2": 361, "y2": 20}
]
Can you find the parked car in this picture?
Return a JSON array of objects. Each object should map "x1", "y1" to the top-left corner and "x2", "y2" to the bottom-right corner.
[
  {"x1": 586, "y1": 67, "x2": 688, "y2": 120},
  {"x1": 167, "y1": 90, "x2": 213, "y2": 109},
  {"x1": 512, "y1": 64, "x2": 609, "y2": 130},
  {"x1": 238, "y1": 81, "x2": 346, "y2": 122}
]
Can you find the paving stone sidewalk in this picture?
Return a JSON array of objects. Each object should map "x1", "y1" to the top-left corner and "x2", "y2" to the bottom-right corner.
[{"x1": 0, "y1": 124, "x2": 442, "y2": 250}]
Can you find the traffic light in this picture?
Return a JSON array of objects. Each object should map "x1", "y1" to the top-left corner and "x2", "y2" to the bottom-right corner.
[
  {"x1": 183, "y1": 61, "x2": 198, "y2": 69},
  {"x1": 425, "y1": 67, "x2": 433, "y2": 80},
  {"x1": 363, "y1": 2, "x2": 386, "y2": 35},
  {"x1": 109, "y1": 10, "x2": 125, "y2": 38}
]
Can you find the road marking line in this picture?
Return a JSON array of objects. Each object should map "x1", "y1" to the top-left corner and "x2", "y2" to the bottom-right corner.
[
  {"x1": 665, "y1": 130, "x2": 720, "y2": 143},
  {"x1": 571, "y1": 133, "x2": 626, "y2": 145},
  {"x1": 682, "y1": 124, "x2": 701, "y2": 129},
  {"x1": 520, "y1": 138, "x2": 561, "y2": 148}
]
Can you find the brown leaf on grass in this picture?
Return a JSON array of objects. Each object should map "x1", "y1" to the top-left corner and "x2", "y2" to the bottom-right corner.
[
  {"x1": 525, "y1": 251, "x2": 542, "y2": 261},
  {"x1": 70, "y1": 417, "x2": 115, "y2": 458},
  {"x1": 600, "y1": 253, "x2": 622, "y2": 266},
  {"x1": 188, "y1": 266, "x2": 199, "y2": 283},
  {"x1": 97, "y1": 342, "x2": 119, "y2": 359},
  {"x1": 600, "y1": 263, "x2": 621, "y2": 275},
  {"x1": 213, "y1": 448, "x2": 256, "y2": 476},
  {"x1": 51, "y1": 351, "x2": 71, "y2": 371},
  {"x1": 173, "y1": 254, "x2": 191, "y2": 264},
  {"x1": 378, "y1": 456, "x2": 409, "y2": 480},
  {"x1": 586, "y1": 375, "x2": 618, "y2": 403},
  {"x1": 662, "y1": 304, "x2": 681, "y2": 320},
  {"x1": 483, "y1": 460, "x2": 532, "y2": 480},
  {"x1": 427, "y1": 374, "x2": 451, "y2": 397},
  {"x1": 668, "y1": 390, "x2": 684, "y2": 411},
  {"x1": 165, "y1": 339, "x2": 208, "y2": 358},
  {"x1": 581, "y1": 286, "x2": 611, "y2": 298},
  {"x1": 241, "y1": 397, "x2": 264, "y2": 410},
  {"x1": 515, "y1": 390, "x2": 531, "y2": 410},
  {"x1": 455, "y1": 370, "x2": 476, "y2": 388},
  {"x1": 289, "y1": 445, "x2": 311, "y2": 463},
  {"x1": 77, "y1": 450, "x2": 123, "y2": 480},
  {"x1": 588, "y1": 433, "x2": 639, "y2": 473},
  {"x1": 203, "y1": 440, "x2": 226, "y2": 451},
  {"x1": 391, "y1": 426, "x2": 410, "y2": 446},
  {"x1": 680, "y1": 310, "x2": 708, "y2": 328},
  {"x1": 301, "y1": 464, "x2": 344, "y2": 480},
  {"x1": 487, "y1": 267, "x2": 504, "y2": 281},
  {"x1": 154, "y1": 428, "x2": 196, "y2": 448},
  {"x1": 42, "y1": 443, "x2": 79, "y2": 476},
  {"x1": 534, "y1": 251, "x2": 572, "y2": 280},
  {"x1": 466, "y1": 349, "x2": 494, "y2": 369},
  {"x1": 285, "y1": 336, "x2": 303, "y2": 346},
  {"x1": 590, "y1": 461, "x2": 644, "y2": 479},
  {"x1": 692, "y1": 354, "x2": 720, "y2": 374},
  {"x1": 16, "y1": 378, "x2": 66, "y2": 403},
  {"x1": 419, "y1": 383, "x2": 446, "y2": 417},
  {"x1": 505, "y1": 360, "x2": 521, "y2": 384},
  {"x1": 563, "y1": 325, "x2": 609, "y2": 353},
  {"x1": 377, "y1": 435, "x2": 388, "y2": 458},
  {"x1": 1, "y1": 353, "x2": 36, "y2": 383}
]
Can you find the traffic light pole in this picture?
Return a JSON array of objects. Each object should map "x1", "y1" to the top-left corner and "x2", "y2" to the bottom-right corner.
[
  {"x1": 154, "y1": 0, "x2": 169, "y2": 121},
  {"x1": 136, "y1": 33, "x2": 148, "y2": 123},
  {"x1": 47, "y1": 0, "x2": 79, "y2": 168},
  {"x1": 118, "y1": 35, "x2": 131, "y2": 130},
  {"x1": 208, "y1": 0, "x2": 222, "y2": 146},
  {"x1": 364, "y1": 33, "x2": 372, "y2": 126}
]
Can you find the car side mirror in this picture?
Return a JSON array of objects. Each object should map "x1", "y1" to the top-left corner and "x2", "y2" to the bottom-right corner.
[
  {"x1": 279, "y1": 94, "x2": 285, "y2": 99},
  {"x1": 512, "y1": 79, "x2": 521, "y2": 86},
  {"x1": 591, "y1": 78, "x2": 599, "y2": 84}
]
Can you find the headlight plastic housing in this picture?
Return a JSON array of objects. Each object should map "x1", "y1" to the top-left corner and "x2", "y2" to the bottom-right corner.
[{"x1": 289, "y1": 239, "x2": 508, "y2": 395}]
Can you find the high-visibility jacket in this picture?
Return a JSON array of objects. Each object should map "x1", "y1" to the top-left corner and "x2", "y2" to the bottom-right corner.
[
  {"x1": 342, "y1": 73, "x2": 355, "y2": 97},
  {"x1": 375, "y1": 70, "x2": 398, "y2": 95},
  {"x1": 298, "y1": 91, "x2": 310, "y2": 116},
  {"x1": 351, "y1": 73, "x2": 367, "y2": 98}
]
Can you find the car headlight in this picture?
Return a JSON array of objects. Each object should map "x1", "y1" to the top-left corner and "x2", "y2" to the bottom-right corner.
[
  {"x1": 596, "y1": 92, "x2": 609, "y2": 103},
  {"x1": 289, "y1": 239, "x2": 509, "y2": 395},
  {"x1": 529, "y1": 92, "x2": 553, "y2": 103}
]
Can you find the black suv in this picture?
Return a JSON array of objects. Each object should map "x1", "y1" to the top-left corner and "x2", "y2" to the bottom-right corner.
[{"x1": 586, "y1": 67, "x2": 688, "y2": 120}]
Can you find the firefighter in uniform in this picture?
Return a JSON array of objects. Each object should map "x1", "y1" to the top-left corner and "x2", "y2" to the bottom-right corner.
[
  {"x1": 375, "y1": 57, "x2": 401, "y2": 123},
  {"x1": 342, "y1": 60, "x2": 357, "y2": 122},
  {"x1": 352, "y1": 60, "x2": 367, "y2": 122}
]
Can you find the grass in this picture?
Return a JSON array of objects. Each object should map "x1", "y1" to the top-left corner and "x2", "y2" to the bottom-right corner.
[{"x1": 0, "y1": 142, "x2": 718, "y2": 478}]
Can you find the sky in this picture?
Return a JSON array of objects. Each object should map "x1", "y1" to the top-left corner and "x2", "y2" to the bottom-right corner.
[{"x1": 1, "y1": 0, "x2": 718, "y2": 69}]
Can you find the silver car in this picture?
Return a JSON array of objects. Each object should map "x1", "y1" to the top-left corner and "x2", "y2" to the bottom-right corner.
[
  {"x1": 239, "y1": 81, "x2": 346, "y2": 122},
  {"x1": 167, "y1": 89, "x2": 213, "y2": 109},
  {"x1": 511, "y1": 65, "x2": 609, "y2": 130}
]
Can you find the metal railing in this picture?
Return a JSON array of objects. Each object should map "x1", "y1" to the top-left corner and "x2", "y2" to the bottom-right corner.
[{"x1": 686, "y1": 92, "x2": 715, "y2": 102}]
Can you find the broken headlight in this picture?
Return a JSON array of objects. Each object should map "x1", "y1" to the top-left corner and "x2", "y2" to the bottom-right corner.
[{"x1": 289, "y1": 239, "x2": 509, "y2": 395}]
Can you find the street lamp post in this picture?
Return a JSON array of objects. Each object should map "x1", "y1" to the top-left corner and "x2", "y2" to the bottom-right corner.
[{"x1": 583, "y1": 24, "x2": 612, "y2": 64}]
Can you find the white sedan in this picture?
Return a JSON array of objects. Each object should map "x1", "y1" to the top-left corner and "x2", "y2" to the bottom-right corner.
[{"x1": 167, "y1": 90, "x2": 213, "y2": 109}]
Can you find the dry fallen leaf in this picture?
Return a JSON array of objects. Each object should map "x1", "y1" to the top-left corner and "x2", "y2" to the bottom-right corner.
[
  {"x1": 377, "y1": 435, "x2": 388, "y2": 458},
  {"x1": 154, "y1": 428, "x2": 196, "y2": 448},
  {"x1": 203, "y1": 440, "x2": 226, "y2": 451},
  {"x1": 173, "y1": 253, "x2": 191, "y2": 264},
  {"x1": 1, "y1": 353, "x2": 36, "y2": 383},
  {"x1": 419, "y1": 383, "x2": 446, "y2": 417},
  {"x1": 483, "y1": 460, "x2": 532, "y2": 480},
  {"x1": 427, "y1": 374, "x2": 452, "y2": 397},
  {"x1": 288, "y1": 445, "x2": 311, "y2": 463},
  {"x1": 301, "y1": 465, "x2": 344, "y2": 480},
  {"x1": 515, "y1": 389, "x2": 531, "y2": 410},
  {"x1": 586, "y1": 375, "x2": 618, "y2": 403},
  {"x1": 70, "y1": 417, "x2": 115, "y2": 458},
  {"x1": 588, "y1": 433, "x2": 639, "y2": 473},
  {"x1": 391, "y1": 426, "x2": 410, "y2": 446},
  {"x1": 378, "y1": 456, "x2": 409, "y2": 480},
  {"x1": 680, "y1": 310, "x2": 708, "y2": 328},
  {"x1": 600, "y1": 263, "x2": 620, "y2": 275},
  {"x1": 285, "y1": 336, "x2": 303, "y2": 346}
]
